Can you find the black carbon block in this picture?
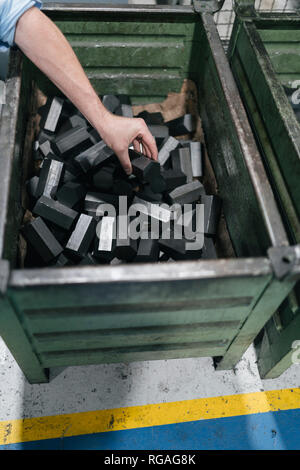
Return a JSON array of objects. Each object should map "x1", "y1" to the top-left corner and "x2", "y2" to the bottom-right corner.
[
  {"x1": 102, "y1": 95, "x2": 120, "y2": 113},
  {"x1": 129, "y1": 150, "x2": 161, "y2": 183},
  {"x1": 36, "y1": 158, "x2": 64, "y2": 199},
  {"x1": 158, "y1": 136, "x2": 180, "y2": 166},
  {"x1": 50, "y1": 253, "x2": 73, "y2": 267},
  {"x1": 165, "y1": 114, "x2": 195, "y2": 136},
  {"x1": 75, "y1": 141, "x2": 106, "y2": 173},
  {"x1": 201, "y1": 236, "x2": 217, "y2": 259},
  {"x1": 79, "y1": 253, "x2": 98, "y2": 265},
  {"x1": 39, "y1": 96, "x2": 64, "y2": 133},
  {"x1": 56, "y1": 182, "x2": 86, "y2": 208},
  {"x1": 93, "y1": 216, "x2": 116, "y2": 262},
  {"x1": 92, "y1": 165, "x2": 115, "y2": 192},
  {"x1": 135, "y1": 238, "x2": 159, "y2": 262},
  {"x1": 112, "y1": 179, "x2": 134, "y2": 197},
  {"x1": 89, "y1": 128, "x2": 102, "y2": 144},
  {"x1": 117, "y1": 95, "x2": 132, "y2": 105},
  {"x1": 84, "y1": 192, "x2": 119, "y2": 211},
  {"x1": 201, "y1": 195, "x2": 222, "y2": 237},
  {"x1": 168, "y1": 181, "x2": 205, "y2": 206},
  {"x1": 170, "y1": 147, "x2": 193, "y2": 182},
  {"x1": 39, "y1": 140, "x2": 53, "y2": 158},
  {"x1": 38, "y1": 129, "x2": 54, "y2": 145},
  {"x1": 65, "y1": 213, "x2": 96, "y2": 259},
  {"x1": 26, "y1": 176, "x2": 39, "y2": 201},
  {"x1": 58, "y1": 114, "x2": 88, "y2": 134},
  {"x1": 162, "y1": 169, "x2": 187, "y2": 192},
  {"x1": 115, "y1": 230, "x2": 138, "y2": 262},
  {"x1": 33, "y1": 195, "x2": 78, "y2": 230},
  {"x1": 115, "y1": 104, "x2": 133, "y2": 118},
  {"x1": 182, "y1": 141, "x2": 203, "y2": 178},
  {"x1": 137, "y1": 111, "x2": 164, "y2": 125},
  {"x1": 22, "y1": 217, "x2": 63, "y2": 263},
  {"x1": 136, "y1": 184, "x2": 163, "y2": 203},
  {"x1": 52, "y1": 126, "x2": 93, "y2": 158},
  {"x1": 158, "y1": 233, "x2": 202, "y2": 261}
]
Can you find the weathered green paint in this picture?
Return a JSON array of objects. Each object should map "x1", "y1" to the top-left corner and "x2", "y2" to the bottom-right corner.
[
  {"x1": 0, "y1": 5, "x2": 296, "y2": 383},
  {"x1": 256, "y1": 290, "x2": 300, "y2": 379},
  {"x1": 228, "y1": 14, "x2": 300, "y2": 244}
]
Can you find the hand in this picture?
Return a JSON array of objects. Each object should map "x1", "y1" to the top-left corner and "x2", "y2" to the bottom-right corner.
[{"x1": 99, "y1": 113, "x2": 158, "y2": 175}]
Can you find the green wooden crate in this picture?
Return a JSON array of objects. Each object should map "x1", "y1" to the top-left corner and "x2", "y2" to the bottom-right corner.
[{"x1": 0, "y1": 3, "x2": 299, "y2": 383}]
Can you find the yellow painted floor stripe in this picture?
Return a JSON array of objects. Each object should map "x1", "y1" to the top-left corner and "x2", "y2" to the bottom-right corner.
[{"x1": 0, "y1": 388, "x2": 299, "y2": 446}]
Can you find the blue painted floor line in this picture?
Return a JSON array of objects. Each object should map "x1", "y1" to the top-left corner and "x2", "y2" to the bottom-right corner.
[{"x1": 1, "y1": 408, "x2": 299, "y2": 450}]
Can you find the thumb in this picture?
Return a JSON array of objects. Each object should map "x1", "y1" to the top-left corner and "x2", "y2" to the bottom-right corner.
[{"x1": 117, "y1": 148, "x2": 132, "y2": 175}]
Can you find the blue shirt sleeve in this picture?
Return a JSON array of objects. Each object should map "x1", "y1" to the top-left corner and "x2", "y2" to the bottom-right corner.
[{"x1": 0, "y1": 1, "x2": 42, "y2": 52}]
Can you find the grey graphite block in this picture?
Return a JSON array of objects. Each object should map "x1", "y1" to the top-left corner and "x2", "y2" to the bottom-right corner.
[
  {"x1": 51, "y1": 253, "x2": 73, "y2": 267},
  {"x1": 102, "y1": 95, "x2": 120, "y2": 113},
  {"x1": 36, "y1": 158, "x2": 64, "y2": 199},
  {"x1": 22, "y1": 217, "x2": 63, "y2": 263},
  {"x1": 165, "y1": 114, "x2": 195, "y2": 136},
  {"x1": 65, "y1": 213, "x2": 96, "y2": 258},
  {"x1": 93, "y1": 216, "x2": 116, "y2": 262},
  {"x1": 182, "y1": 141, "x2": 202, "y2": 178},
  {"x1": 158, "y1": 136, "x2": 180, "y2": 166},
  {"x1": 39, "y1": 96, "x2": 64, "y2": 133},
  {"x1": 170, "y1": 147, "x2": 193, "y2": 182},
  {"x1": 168, "y1": 181, "x2": 205, "y2": 206},
  {"x1": 148, "y1": 125, "x2": 169, "y2": 140},
  {"x1": 33, "y1": 195, "x2": 78, "y2": 230},
  {"x1": 56, "y1": 182, "x2": 86, "y2": 208},
  {"x1": 52, "y1": 126, "x2": 92, "y2": 158},
  {"x1": 201, "y1": 195, "x2": 222, "y2": 236}
]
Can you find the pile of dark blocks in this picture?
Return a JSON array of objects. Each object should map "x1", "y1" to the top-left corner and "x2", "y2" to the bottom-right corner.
[
  {"x1": 22, "y1": 94, "x2": 222, "y2": 267},
  {"x1": 284, "y1": 86, "x2": 300, "y2": 123}
]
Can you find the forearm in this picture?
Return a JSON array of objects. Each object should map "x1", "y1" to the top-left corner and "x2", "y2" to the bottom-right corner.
[{"x1": 14, "y1": 6, "x2": 110, "y2": 136}]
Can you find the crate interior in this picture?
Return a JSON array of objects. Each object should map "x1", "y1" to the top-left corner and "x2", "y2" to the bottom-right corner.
[{"x1": 4, "y1": 10, "x2": 273, "y2": 269}]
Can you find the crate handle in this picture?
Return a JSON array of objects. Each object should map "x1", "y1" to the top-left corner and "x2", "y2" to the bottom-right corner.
[{"x1": 193, "y1": 0, "x2": 225, "y2": 14}]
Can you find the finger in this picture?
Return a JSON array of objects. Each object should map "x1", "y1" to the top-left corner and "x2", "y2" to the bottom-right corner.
[
  {"x1": 117, "y1": 148, "x2": 132, "y2": 175},
  {"x1": 133, "y1": 139, "x2": 140, "y2": 153},
  {"x1": 139, "y1": 128, "x2": 158, "y2": 160},
  {"x1": 141, "y1": 142, "x2": 151, "y2": 158}
]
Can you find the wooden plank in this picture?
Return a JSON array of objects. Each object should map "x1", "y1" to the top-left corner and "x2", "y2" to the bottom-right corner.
[{"x1": 40, "y1": 341, "x2": 226, "y2": 368}]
